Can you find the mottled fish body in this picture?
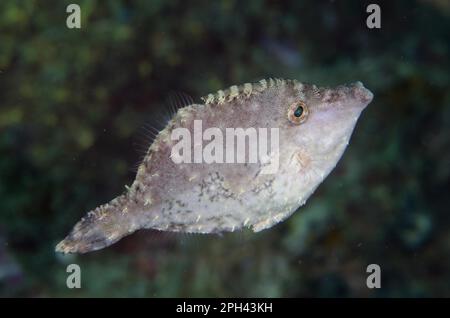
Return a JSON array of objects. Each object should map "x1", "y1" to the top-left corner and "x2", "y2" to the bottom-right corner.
[{"x1": 56, "y1": 78, "x2": 373, "y2": 253}]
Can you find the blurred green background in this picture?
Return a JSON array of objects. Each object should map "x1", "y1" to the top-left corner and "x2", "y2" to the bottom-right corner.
[{"x1": 0, "y1": 0, "x2": 449, "y2": 297}]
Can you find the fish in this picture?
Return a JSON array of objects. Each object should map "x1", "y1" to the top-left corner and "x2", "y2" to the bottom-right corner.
[{"x1": 55, "y1": 78, "x2": 373, "y2": 254}]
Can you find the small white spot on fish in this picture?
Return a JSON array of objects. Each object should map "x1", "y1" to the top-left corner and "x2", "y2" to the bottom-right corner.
[
  {"x1": 97, "y1": 211, "x2": 106, "y2": 220},
  {"x1": 259, "y1": 79, "x2": 267, "y2": 90},
  {"x1": 243, "y1": 83, "x2": 252, "y2": 97},
  {"x1": 217, "y1": 90, "x2": 225, "y2": 104},
  {"x1": 228, "y1": 85, "x2": 239, "y2": 101},
  {"x1": 273, "y1": 213, "x2": 283, "y2": 222},
  {"x1": 204, "y1": 93, "x2": 214, "y2": 104}
]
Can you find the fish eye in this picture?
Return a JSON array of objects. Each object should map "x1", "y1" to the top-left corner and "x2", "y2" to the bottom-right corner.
[
  {"x1": 288, "y1": 101, "x2": 308, "y2": 124},
  {"x1": 294, "y1": 105, "x2": 304, "y2": 117}
]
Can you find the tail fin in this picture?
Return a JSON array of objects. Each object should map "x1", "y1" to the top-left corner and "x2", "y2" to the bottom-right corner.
[{"x1": 55, "y1": 195, "x2": 137, "y2": 254}]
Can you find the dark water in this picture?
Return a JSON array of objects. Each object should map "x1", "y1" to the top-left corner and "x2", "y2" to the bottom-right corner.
[{"x1": 0, "y1": 0, "x2": 449, "y2": 297}]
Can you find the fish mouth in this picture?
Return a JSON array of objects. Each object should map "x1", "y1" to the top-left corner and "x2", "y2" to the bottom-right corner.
[
  {"x1": 318, "y1": 82, "x2": 373, "y2": 109},
  {"x1": 351, "y1": 81, "x2": 374, "y2": 105}
]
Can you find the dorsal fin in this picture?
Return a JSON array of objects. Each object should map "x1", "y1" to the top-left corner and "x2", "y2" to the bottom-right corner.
[
  {"x1": 131, "y1": 91, "x2": 194, "y2": 173},
  {"x1": 201, "y1": 78, "x2": 300, "y2": 106},
  {"x1": 167, "y1": 91, "x2": 195, "y2": 114}
]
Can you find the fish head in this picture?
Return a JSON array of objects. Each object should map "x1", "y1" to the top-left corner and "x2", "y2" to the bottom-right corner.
[{"x1": 280, "y1": 81, "x2": 373, "y2": 179}]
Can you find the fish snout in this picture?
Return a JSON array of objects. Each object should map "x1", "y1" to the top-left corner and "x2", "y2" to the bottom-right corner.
[{"x1": 350, "y1": 81, "x2": 374, "y2": 105}]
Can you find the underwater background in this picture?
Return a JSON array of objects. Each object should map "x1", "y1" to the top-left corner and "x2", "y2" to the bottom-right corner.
[{"x1": 0, "y1": 0, "x2": 449, "y2": 297}]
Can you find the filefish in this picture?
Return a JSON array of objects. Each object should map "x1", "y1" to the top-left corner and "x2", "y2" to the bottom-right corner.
[{"x1": 56, "y1": 78, "x2": 373, "y2": 253}]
